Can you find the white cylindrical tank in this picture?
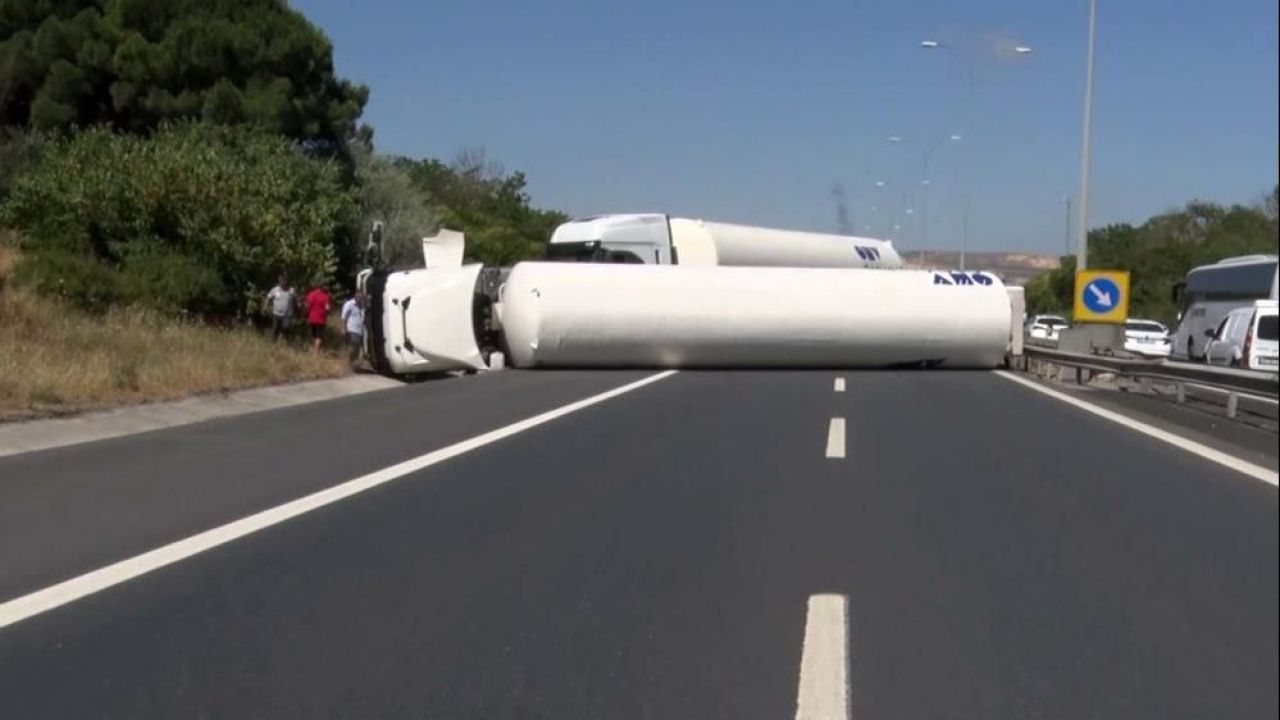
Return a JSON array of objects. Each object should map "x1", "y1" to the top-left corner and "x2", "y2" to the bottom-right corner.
[
  {"x1": 669, "y1": 218, "x2": 902, "y2": 269},
  {"x1": 546, "y1": 214, "x2": 901, "y2": 269},
  {"x1": 499, "y1": 263, "x2": 1011, "y2": 369}
]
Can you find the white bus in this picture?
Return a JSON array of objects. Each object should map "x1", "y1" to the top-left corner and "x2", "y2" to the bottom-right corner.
[{"x1": 1171, "y1": 254, "x2": 1278, "y2": 360}]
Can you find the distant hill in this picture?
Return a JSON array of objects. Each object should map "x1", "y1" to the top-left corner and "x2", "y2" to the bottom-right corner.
[{"x1": 901, "y1": 250, "x2": 1060, "y2": 285}]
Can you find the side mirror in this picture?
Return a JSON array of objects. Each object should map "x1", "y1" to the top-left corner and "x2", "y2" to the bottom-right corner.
[{"x1": 1203, "y1": 328, "x2": 1215, "y2": 338}]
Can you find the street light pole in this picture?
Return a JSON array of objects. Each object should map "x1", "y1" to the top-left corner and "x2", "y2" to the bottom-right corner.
[
  {"x1": 922, "y1": 39, "x2": 1032, "y2": 271},
  {"x1": 872, "y1": 179, "x2": 887, "y2": 237},
  {"x1": 921, "y1": 41, "x2": 977, "y2": 270},
  {"x1": 960, "y1": 64, "x2": 974, "y2": 270},
  {"x1": 1076, "y1": 0, "x2": 1097, "y2": 270},
  {"x1": 890, "y1": 133, "x2": 961, "y2": 254}
]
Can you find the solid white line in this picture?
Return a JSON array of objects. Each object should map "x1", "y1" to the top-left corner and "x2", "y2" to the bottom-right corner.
[
  {"x1": 825, "y1": 418, "x2": 846, "y2": 459},
  {"x1": 995, "y1": 371, "x2": 1278, "y2": 486},
  {"x1": 795, "y1": 593, "x2": 851, "y2": 720},
  {"x1": 0, "y1": 371, "x2": 678, "y2": 631},
  {"x1": 834, "y1": 377, "x2": 846, "y2": 393}
]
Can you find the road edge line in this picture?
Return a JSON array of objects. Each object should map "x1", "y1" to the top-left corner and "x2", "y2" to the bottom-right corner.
[{"x1": 995, "y1": 370, "x2": 1278, "y2": 486}]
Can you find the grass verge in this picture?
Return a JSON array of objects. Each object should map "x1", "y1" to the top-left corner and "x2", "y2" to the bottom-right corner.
[{"x1": 0, "y1": 240, "x2": 349, "y2": 421}]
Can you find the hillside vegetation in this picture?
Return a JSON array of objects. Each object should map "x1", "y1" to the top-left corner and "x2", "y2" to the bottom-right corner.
[
  {"x1": 1025, "y1": 191, "x2": 1279, "y2": 324},
  {"x1": 0, "y1": 241, "x2": 346, "y2": 420},
  {"x1": 0, "y1": 1, "x2": 565, "y2": 417}
]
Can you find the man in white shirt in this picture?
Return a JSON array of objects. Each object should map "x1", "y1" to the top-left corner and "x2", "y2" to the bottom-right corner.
[
  {"x1": 264, "y1": 275, "x2": 296, "y2": 342},
  {"x1": 341, "y1": 291, "x2": 366, "y2": 365}
]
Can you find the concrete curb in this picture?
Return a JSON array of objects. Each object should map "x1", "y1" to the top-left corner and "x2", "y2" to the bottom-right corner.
[{"x1": 0, "y1": 375, "x2": 404, "y2": 458}]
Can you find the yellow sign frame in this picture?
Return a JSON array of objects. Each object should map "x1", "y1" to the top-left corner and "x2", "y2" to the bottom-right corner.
[{"x1": 1073, "y1": 270, "x2": 1131, "y2": 323}]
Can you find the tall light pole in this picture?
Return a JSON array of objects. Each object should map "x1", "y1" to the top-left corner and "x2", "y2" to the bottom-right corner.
[
  {"x1": 921, "y1": 40, "x2": 976, "y2": 269},
  {"x1": 1076, "y1": 0, "x2": 1098, "y2": 270},
  {"x1": 872, "y1": 180, "x2": 888, "y2": 237},
  {"x1": 922, "y1": 39, "x2": 1032, "y2": 270},
  {"x1": 888, "y1": 133, "x2": 961, "y2": 252}
]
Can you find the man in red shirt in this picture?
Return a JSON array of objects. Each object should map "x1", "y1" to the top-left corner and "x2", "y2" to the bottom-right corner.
[{"x1": 304, "y1": 284, "x2": 332, "y2": 353}]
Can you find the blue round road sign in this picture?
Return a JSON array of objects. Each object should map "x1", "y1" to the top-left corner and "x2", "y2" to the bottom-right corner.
[{"x1": 1082, "y1": 277, "x2": 1121, "y2": 314}]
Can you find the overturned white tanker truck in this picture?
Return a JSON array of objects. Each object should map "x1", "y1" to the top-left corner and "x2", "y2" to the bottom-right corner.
[{"x1": 359, "y1": 215, "x2": 1024, "y2": 376}]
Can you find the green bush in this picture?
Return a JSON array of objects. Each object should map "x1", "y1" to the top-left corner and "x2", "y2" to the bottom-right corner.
[
  {"x1": 350, "y1": 141, "x2": 438, "y2": 269},
  {"x1": 0, "y1": 128, "x2": 45, "y2": 201},
  {"x1": 12, "y1": 249, "x2": 123, "y2": 311},
  {"x1": 1024, "y1": 193, "x2": 1278, "y2": 324},
  {"x1": 0, "y1": 0, "x2": 367, "y2": 150},
  {"x1": 1, "y1": 123, "x2": 355, "y2": 315},
  {"x1": 397, "y1": 150, "x2": 568, "y2": 267}
]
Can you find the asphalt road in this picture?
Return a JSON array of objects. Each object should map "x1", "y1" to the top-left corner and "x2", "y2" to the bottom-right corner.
[{"x1": 1, "y1": 370, "x2": 1276, "y2": 718}]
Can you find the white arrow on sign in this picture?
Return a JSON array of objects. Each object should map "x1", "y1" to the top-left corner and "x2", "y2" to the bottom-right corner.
[{"x1": 1088, "y1": 282, "x2": 1114, "y2": 308}]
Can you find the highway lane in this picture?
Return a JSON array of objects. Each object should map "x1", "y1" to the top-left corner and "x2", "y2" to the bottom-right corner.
[
  {"x1": 0, "y1": 370, "x2": 651, "y2": 601},
  {"x1": 1, "y1": 370, "x2": 1276, "y2": 718}
]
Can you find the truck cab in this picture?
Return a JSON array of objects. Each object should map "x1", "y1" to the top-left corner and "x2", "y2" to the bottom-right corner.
[{"x1": 546, "y1": 214, "x2": 673, "y2": 264}]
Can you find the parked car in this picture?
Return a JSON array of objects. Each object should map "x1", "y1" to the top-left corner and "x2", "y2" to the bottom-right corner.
[
  {"x1": 1026, "y1": 314, "x2": 1069, "y2": 342},
  {"x1": 1204, "y1": 300, "x2": 1279, "y2": 371},
  {"x1": 1122, "y1": 319, "x2": 1172, "y2": 357}
]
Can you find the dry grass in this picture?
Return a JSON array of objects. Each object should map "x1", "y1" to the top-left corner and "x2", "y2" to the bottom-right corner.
[{"x1": 0, "y1": 241, "x2": 349, "y2": 420}]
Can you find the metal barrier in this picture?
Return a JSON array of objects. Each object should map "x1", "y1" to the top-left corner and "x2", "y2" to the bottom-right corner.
[{"x1": 1018, "y1": 347, "x2": 1279, "y2": 421}]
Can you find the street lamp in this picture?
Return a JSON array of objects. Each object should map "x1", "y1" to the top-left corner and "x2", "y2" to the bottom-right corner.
[
  {"x1": 921, "y1": 40, "x2": 976, "y2": 269},
  {"x1": 886, "y1": 133, "x2": 962, "y2": 255},
  {"x1": 921, "y1": 38, "x2": 1032, "y2": 270},
  {"x1": 871, "y1": 180, "x2": 891, "y2": 237}
]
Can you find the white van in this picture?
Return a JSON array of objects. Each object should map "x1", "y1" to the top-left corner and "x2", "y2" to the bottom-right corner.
[{"x1": 1204, "y1": 300, "x2": 1279, "y2": 371}]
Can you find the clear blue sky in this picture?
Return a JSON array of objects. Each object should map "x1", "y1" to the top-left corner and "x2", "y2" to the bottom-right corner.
[{"x1": 295, "y1": 0, "x2": 1278, "y2": 255}]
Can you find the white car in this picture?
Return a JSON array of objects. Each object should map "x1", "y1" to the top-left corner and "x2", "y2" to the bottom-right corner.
[
  {"x1": 1122, "y1": 319, "x2": 1172, "y2": 357},
  {"x1": 1026, "y1": 314, "x2": 1069, "y2": 342},
  {"x1": 1204, "y1": 301, "x2": 1279, "y2": 371}
]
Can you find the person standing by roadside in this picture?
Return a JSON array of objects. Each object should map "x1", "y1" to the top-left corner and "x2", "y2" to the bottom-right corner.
[
  {"x1": 264, "y1": 274, "x2": 296, "y2": 343},
  {"x1": 304, "y1": 282, "x2": 332, "y2": 353},
  {"x1": 341, "y1": 291, "x2": 366, "y2": 366}
]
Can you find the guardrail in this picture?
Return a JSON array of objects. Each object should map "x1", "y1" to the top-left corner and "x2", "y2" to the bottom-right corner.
[{"x1": 1017, "y1": 346, "x2": 1279, "y2": 421}]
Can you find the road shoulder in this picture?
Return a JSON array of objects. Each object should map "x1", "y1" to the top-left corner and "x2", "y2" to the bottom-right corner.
[
  {"x1": 0, "y1": 374, "x2": 403, "y2": 458},
  {"x1": 999, "y1": 371, "x2": 1279, "y2": 474}
]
